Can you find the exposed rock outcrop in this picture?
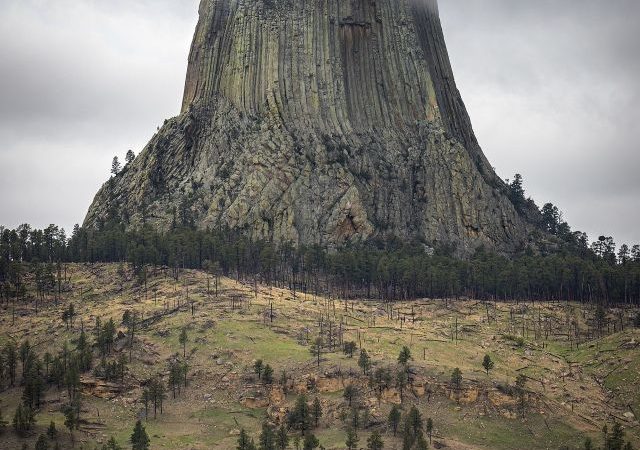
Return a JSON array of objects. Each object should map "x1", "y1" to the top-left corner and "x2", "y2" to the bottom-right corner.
[{"x1": 85, "y1": 0, "x2": 539, "y2": 254}]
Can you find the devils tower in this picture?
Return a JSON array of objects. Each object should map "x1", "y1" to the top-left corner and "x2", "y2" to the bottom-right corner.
[{"x1": 85, "y1": 0, "x2": 538, "y2": 253}]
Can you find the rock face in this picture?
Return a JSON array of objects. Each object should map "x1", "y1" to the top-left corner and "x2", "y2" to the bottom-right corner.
[{"x1": 85, "y1": 0, "x2": 538, "y2": 254}]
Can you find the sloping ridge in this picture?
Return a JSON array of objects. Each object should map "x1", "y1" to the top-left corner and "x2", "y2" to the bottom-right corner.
[{"x1": 85, "y1": 0, "x2": 538, "y2": 255}]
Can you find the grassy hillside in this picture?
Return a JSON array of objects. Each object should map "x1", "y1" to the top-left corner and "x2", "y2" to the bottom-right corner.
[{"x1": 0, "y1": 263, "x2": 638, "y2": 449}]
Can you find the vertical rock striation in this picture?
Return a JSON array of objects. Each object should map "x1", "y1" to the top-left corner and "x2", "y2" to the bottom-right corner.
[{"x1": 85, "y1": 0, "x2": 539, "y2": 254}]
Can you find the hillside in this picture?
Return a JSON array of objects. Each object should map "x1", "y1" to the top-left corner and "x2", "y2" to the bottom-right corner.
[{"x1": 0, "y1": 263, "x2": 638, "y2": 449}]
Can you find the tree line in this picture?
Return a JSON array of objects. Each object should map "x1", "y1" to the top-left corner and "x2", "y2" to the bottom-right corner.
[{"x1": 2, "y1": 218, "x2": 639, "y2": 306}]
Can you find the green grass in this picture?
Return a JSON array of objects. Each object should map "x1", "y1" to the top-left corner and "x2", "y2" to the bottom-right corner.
[
  {"x1": 2, "y1": 264, "x2": 639, "y2": 450},
  {"x1": 441, "y1": 409, "x2": 581, "y2": 449}
]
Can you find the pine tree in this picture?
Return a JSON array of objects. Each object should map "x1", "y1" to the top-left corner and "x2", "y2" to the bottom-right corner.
[
  {"x1": 263, "y1": 364, "x2": 274, "y2": 384},
  {"x1": 0, "y1": 408, "x2": 8, "y2": 433},
  {"x1": 13, "y1": 403, "x2": 35, "y2": 436},
  {"x1": 343, "y1": 341, "x2": 357, "y2": 358},
  {"x1": 0, "y1": 352, "x2": 5, "y2": 390},
  {"x1": 343, "y1": 385, "x2": 358, "y2": 407},
  {"x1": 117, "y1": 353, "x2": 128, "y2": 383},
  {"x1": 35, "y1": 434, "x2": 49, "y2": 450},
  {"x1": 125, "y1": 150, "x2": 136, "y2": 165},
  {"x1": 540, "y1": 203, "x2": 562, "y2": 234},
  {"x1": 179, "y1": 327, "x2": 189, "y2": 358},
  {"x1": 350, "y1": 407, "x2": 360, "y2": 431},
  {"x1": 287, "y1": 395, "x2": 310, "y2": 432},
  {"x1": 141, "y1": 389, "x2": 151, "y2": 420},
  {"x1": 583, "y1": 437, "x2": 594, "y2": 450},
  {"x1": 414, "y1": 433, "x2": 428, "y2": 450},
  {"x1": 606, "y1": 422, "x2": 625, "y2": 450},
  {"x1": 65, "y1": 362, "x2": 80, "y2": 401},
  {"x1": 254, "y1": 359, "x2": 264, "y2": 379},
  {"x1": 398, "y1": 346, "x2": 412, "y2": 367},
  {"x1": 169, "y1": 361, "x2": 179, "y2": 398},
  {"x1": 181, "y1": 361, "x2": 189, "y2": 388},
  {"x1": 401, "y1": 423, "x2": 413, "y2": 450},
  {"x1": 149, "y1": 378, "x2": 166, "y2": 418},
  {"x1": 366, "y1": 431, "x2": 384, "y2": 450},
  {"x1": 388, "y1": 405, "x2": 401, "y2": 436},
  {"x1": 50, "y1": 357, "x2": 64, "y2": 390},
  {"x1": 450, "y1": 368, "x2": 462, "y2": 392},
  {"x1": 426, "y1": 418, "x2": 434, "y2": 444},
  {"x1": 259, "y1": 422, "x2": 276, "y2": 450},
  {"x1": 4, "y1": 342, "x2": 17, "y2": 386},
  {"x1": 312, "y1": 397, "x2": 322, "y2": 428},
  {"x1": 396, "y1": 370, "x2": 407, "y2": 403},
  {"x1": 126, "y1": 311, "x2": 138, "y2": 362},
  {"x1": 482, "y1": 354, "x2": 494, "y2": 376},
  {"x1": 345, "y1": 428, "x2": 359, "y2": 450},
  {"x1": 19, "y1": 339, "x2": 32, "y2": 373},
  {"x1": 43, "y1": 352, "x2": 52, "y2": 379},
  {"x1": 303, "y1": 433, "x2": 319, "y2": 450},
  {"x1": 508, "y1": 173, "x2": 526, "y2": 209},
  {"x1": 358, "y1": 349, "x2": 371, "y2": 375},
  {"x1": 63, "y1": 400, "x2": 80, "y2": 443},
  {"x1": 595, "y1": 303, "x2": 607, "y2": 336},
  {"x1": 275, "y1": 425, "x2": 289, "y2": 450},
  {"x1": 237, "y1": 429, "x2": 252, "y2": 450},
  {"x1": 618, "y1": 244, "x2": 630, "y2": 265},
  {"x1": 130, "y1": 420, "x2": 150, "y2": 450},
  {"x1": 111, "y1": 157, "x2": 121, "y2": 176},
  {"x1": 77, "y1": 331, "x2": 93, "y2": 371},
  {"x1": 515, "y1": 374, "x2": 528, "y2": 418},
  {"x1": 103, "y1": 436, "x2": 123, "y2": 450},
  {"x1": 22, "y1": 362, "x2": 44, "y2": 409},
  {"x1": 47, "y1": 421, "x2": 57, "y2": 439},
  {"x1": 310, "y1": 337, "x2": 323, "y2": 367},
  {"x1": 406, "y1": 406, "x2": 423, "y2": 439}
]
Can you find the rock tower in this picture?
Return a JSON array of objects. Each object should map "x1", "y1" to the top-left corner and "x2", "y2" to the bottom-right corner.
[{"x1": 85, "y1": 0, "x2": 538, "y2": 254}]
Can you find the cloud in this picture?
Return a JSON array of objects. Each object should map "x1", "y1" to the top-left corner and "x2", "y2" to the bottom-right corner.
[
  {"x1": 0, "y1": 0, "x2": 199, "y2": 233},
  {"x1": 439, "y1": 0, "x2": 640, "y2": 245}
]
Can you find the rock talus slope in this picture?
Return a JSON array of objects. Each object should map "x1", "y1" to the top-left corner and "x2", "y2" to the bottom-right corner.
[{"x1": 85, "y1": 0, "x2": 538, "y2": 253}]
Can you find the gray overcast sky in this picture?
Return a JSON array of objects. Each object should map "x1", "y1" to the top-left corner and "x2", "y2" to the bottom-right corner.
[{"x1": 0, "y1": 0, "x2": 638, "y2": 246}]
